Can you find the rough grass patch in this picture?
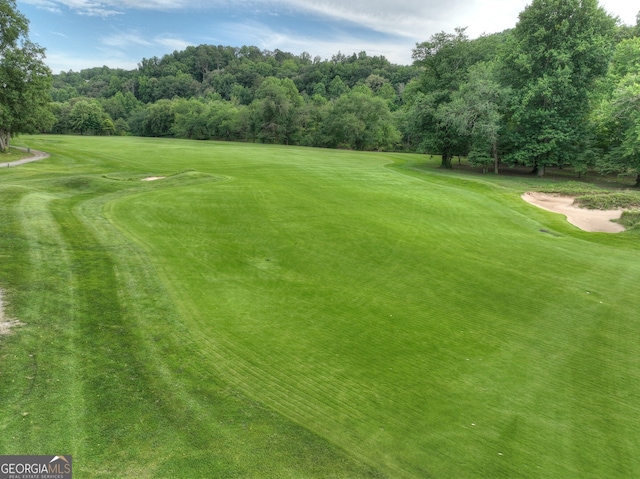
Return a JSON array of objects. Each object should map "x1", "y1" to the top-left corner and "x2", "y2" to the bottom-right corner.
[
  {"x1": 534, "y1": 182, "x2": 640, "y2": 210},
  {"x1": 616, "y1": 209, "x2": 640, "y2": 229},
  {"x1": 536, "y1": 181, "x2": 605, "y2": 196},
  {"x1": 574, "y1": 192, "x2": 640, "y2": 210}
]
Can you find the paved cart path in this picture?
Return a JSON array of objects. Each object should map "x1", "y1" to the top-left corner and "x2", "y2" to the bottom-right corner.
[{"x1": 4, "y1": 147, "x2": 49, "y2": 167}]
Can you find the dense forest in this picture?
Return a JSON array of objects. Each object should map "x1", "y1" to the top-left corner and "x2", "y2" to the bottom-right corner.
[
  {"x1": 48, "y1": 46, "x2": 419, "y2": 150},
  {"x1": 3, "y1": 0, "x2": 640, "y2": 180}
]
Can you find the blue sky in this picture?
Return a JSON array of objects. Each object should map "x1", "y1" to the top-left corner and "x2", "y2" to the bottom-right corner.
[{"x1": 16, "y1": 0, "x2": 639, "y2": 73}]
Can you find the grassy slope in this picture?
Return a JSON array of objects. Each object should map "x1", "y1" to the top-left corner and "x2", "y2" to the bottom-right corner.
[{"x1": 1, "y1": 135, "x2": 640, "y2": 478}]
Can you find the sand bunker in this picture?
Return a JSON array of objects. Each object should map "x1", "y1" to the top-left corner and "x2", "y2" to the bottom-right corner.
[
  {"x1": 141, "y1": 176, "x2": 166, "y2": 181},
  {"x1": 522, "y1": 192, "x2": 625, "y2": 233}
]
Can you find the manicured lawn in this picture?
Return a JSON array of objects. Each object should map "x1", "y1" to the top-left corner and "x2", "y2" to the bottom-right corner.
[{"x1": 1, "y1": 135, "x2": 640, "y2": 478}]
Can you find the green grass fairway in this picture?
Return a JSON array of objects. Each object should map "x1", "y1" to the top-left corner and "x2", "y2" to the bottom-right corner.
[{"x1": 1, "y1": 136, "x2": 640, "y2": 478}]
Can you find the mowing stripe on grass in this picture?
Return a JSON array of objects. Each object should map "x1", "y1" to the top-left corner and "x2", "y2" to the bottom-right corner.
[{"x1": 2, "y1": 135, "x2": 640, "y2": 478}]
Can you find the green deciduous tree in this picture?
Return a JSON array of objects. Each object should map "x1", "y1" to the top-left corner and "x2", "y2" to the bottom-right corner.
[
  {"x1": 113, "y1": 117, "x2": 130, "y2": 136},
  {"x1": 610, "y1": 37, "x2": 640, "y2": 79},
  {"x1": 253, "y1": 77, "x2": 304, "y2": 144},
  {"x1": 438, "y1": 62, "x2": 511, "y2": 173},
  {"x1": 142, "y1": 99, "x2": 175, "y2": 137},
  {"x1": 0, "y1": 0, "x2": 27, "y2": 51},
  {"x1": 412, "y1": 27, "x2": 473, "y2": 94},
  {"x1": 171, "y1": 98, "x2": 210, "y2": 140},
  {"x1": 593, "y1": 38, "x2": 640, "y2": 185},
  {"x1": 599, "y1": 77, "x2": 640, "y2": 185},
  {"x1": 402, "y1": 90, "x2": 464, "y2": 162},
  {"x1": 327, "y1": 75, "x2": 348, "y2": 99},
  {"x1": 101, "y1": 91, "x2": 140, "y2": 121},
  {"x1": 407, "y1": 28, "x2": 476, "y2": 167},
  {"x1": 0, "y1": 0, "x2": 54, "y2": 151},
  {"x1": 502, "y1": 0, "x2": 617, "y2": 175},
  {"x1": 68, "y1": 99, "x2": 106, "y2": 135},
  {"x1": 324, "y1": 86, "x2": 400, "y2": 151},
  {"x1": 207, "y1": 100, "x2": 244, "y2": 140}
]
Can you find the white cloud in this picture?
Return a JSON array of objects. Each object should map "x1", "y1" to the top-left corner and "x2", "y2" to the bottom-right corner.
[
  {"x1": 275, "y1": 0, "x2": 456, "y2": 38},
  {"x1": 155, "y1": 36, "x2": 191, "y2": 52},
  {"x1": 102, "y1": 32, "x2": 189, "y2": 50},
  {"x1": 275, "y1": 0, "x2": 637, "y2": 40},
  {"x1": 51, "y1": 0, "x2": 122, "y2": 16},
  {"x1": 21, "y1": 0, "x2": 209, "y2": 14},
  {"x1": 41, "y1": 31, "x2": 192, "y2": 72},
  {"x1": 101, "y1": 32, "x2": 153, "y2": 48},
  {"x1": 21, "y1": 0, "x2": 63, "y2": 13},
  {"x1": 23, "y1": 0, "x2": 638, "y2": 36},
  {"x1": 45, "y1": 51, "x2": 139, "y2": 72}
]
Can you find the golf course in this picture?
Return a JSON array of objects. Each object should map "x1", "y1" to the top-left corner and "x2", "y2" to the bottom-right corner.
[{"x1": 1, "y1": 135, "x2": 640, "y2": 478}]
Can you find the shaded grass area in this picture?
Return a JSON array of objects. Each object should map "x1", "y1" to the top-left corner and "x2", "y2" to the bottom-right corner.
[
  {"x1": 0, "y1": 148, "x2": 30, "y2": 164},
  {"x1": 2, "y1": 136, "x2": 640, "y2": 478}
]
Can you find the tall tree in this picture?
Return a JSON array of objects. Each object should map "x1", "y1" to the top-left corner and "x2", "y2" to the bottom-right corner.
[
  {"x1": 0, "y1": 0, "x2": 27, "y2": 51},
  {"x1": 0, "y1": 0, "x2": 53, "y2": 151},
  {"x1": 438, "y1": 62, "x2": 511, "y2": 174},
  {"x1": 593, "y1": 38, "x2": 640, "y2": 185},
  {"x1": 412, "y1": 28, "x2": 473, "y2": 94},
  {"x1": 402, "y1": 90, "x2": 468, "y2": 162},
  {"x1": 409, "y1": 28, "x2": 475, "y2": 167},
  {"x1": 596, "y1": 76, "x2": 640, "y2": 185},
  {"x1": 502, "y1": 0, "x2": 616, "y2": 176}
]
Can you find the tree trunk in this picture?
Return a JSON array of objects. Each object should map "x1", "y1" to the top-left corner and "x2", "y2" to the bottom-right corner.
[
  {"x1": 441, "y1": 152, "x2": 453, "y2": 169},
  {"x1": 635, "y1": 174, "x2": 640, "y2": 188},
  {"x1": 493, "y1": 141, "x2": 499, "y2": 175},
  {"x1": 0, "y1": 130, "x2": 9, "y2": 153},
  {"x1": 537, "y1": 164, "x2": 545, "y2": 177}
]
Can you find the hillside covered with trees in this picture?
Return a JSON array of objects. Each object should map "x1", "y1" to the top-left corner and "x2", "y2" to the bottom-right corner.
[
  {"x1": 49, "y1": 46, "x2": 419, "y2": 151},
  {"x1": 4, "y1": 0, "x2": 640, "y2": 181}
]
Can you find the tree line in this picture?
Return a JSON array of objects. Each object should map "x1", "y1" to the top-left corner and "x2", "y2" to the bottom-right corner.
[
  {"x1": 2, "y1": 0, "x2": 640, "y2": 182},
  {"x1": 48, "y1": 47, "x2": 414, "y2": 151}
]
